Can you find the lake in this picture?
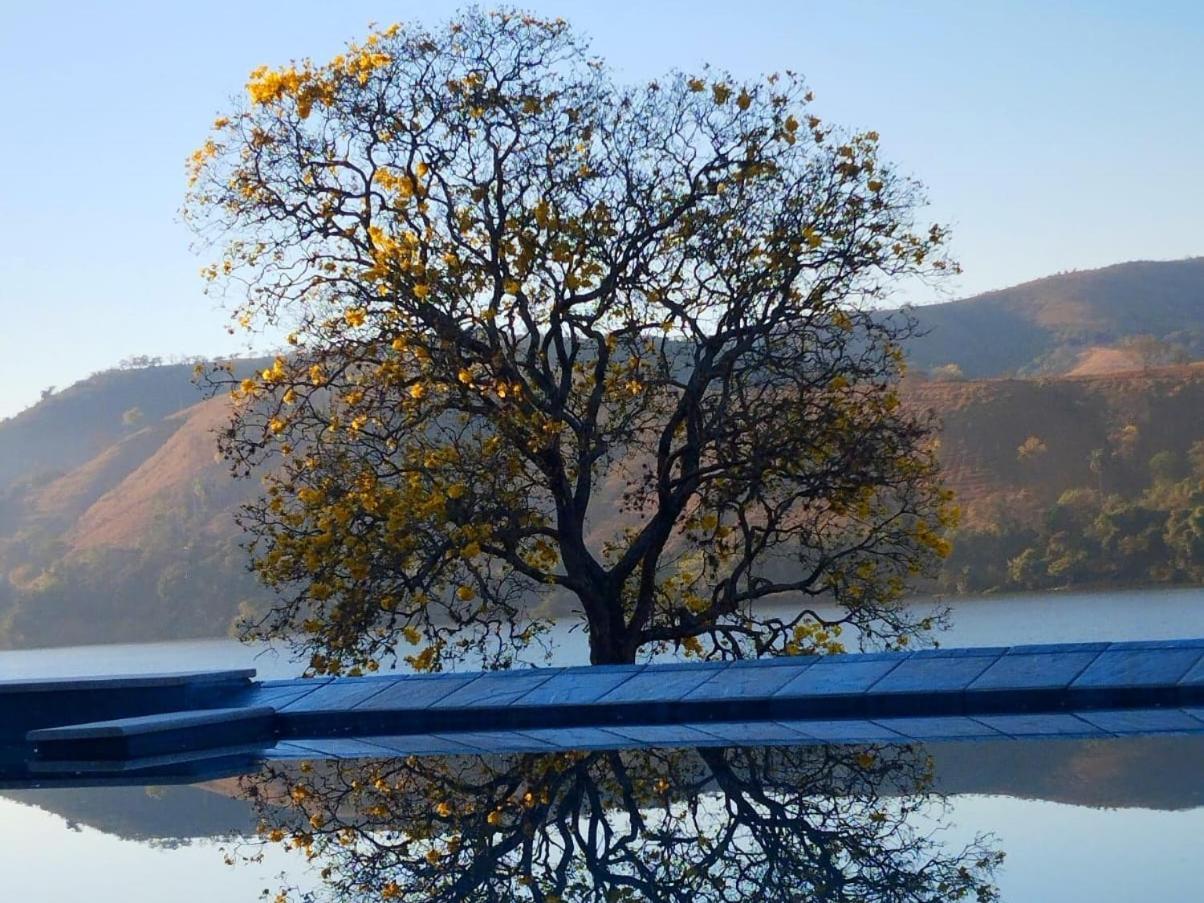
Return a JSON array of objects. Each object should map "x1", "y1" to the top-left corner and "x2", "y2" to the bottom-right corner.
[
  {"x1": 2, "y1": 585, "x2": 1202, "y2": 680},
  {"x1": 0, "y1": 585, "x2": 1201, "y2": 901}
]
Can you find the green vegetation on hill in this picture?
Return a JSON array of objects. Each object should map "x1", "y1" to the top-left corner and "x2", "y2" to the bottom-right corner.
[
  {"x1": 916, "y1": 365, "x2": 1204, "y2": 593},
  {"x1": 903, "y1": 257, "x2": 1204, "y2": 378},
  {"x1": 942, "y1": 446, "x2": 1204, "y2": 594}
]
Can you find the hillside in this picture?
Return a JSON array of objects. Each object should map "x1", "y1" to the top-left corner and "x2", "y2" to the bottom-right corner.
[
  {"x1": 0, "y1": 362, "x2": 269, "y2": 647},
  {"x1": 910, "y1": 364, "x2": 1204, "y2": 522},
  {"x1": 904, "y1": 257, "x2": 1204, "y2": 377},
  {"x1": 0, "y1": 282, "x2": 1202, "y2": 645}
]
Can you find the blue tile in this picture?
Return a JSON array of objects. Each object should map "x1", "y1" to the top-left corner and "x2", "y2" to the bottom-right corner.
[
  {"x1": 601, "y1": 724, "x2": 727, "y2": 746},
  {"x1": 277, "y1": 678, "x2": 401, "y2": 712},
  {"x1": 1076, "y1": 709, "x2": 1204, "y2": 734},
  {"x1": 432, "y1": 671, "x2": 562, "y2": 708},
  {"x1": 682, "y1": 663, "x2": 809, "y2": 701},
  {"x1": 1006, "y1": 642, "x2": 1110, "y2": 654},
  {"x1": 642, "y1": 660, "x2": 730, "y2": 670},
  {"x1": 510, "y1": 667, "x2": 643, "y2": 706},
  {"x1": 1107, "y1": 639, "x2": 1204, "y2": 651},
  {"x1": 867, "y1": 656, "x2": 998, "y2": 693},
  {"x1": 515, "y1": 727, "x2": 629, "y2": 749},
  {"x1": 1178, "y1": 657, "x2": 1204, "y2": 686},
  {"x1": 777, "y1": 719, "x2": 907, "y2": 743},
  {"x1": 277, "y1": 737, "x2": 413, "y2": 758},
  {"x1": 1071, "y1": 649, "x2": 1204, "y2": 688},
  {"x1": 243, "y1": 683, "x2": 326, "y2": 709},
  {"x1": 266, "y1": 741, "x2": 327, "y2": 760},
  {"x1": 969, "y1": 651, "x2": 1100, "y2": 690},
  {"x1": 872, "y1": 716, "x2": 1004, "y2": 740},
  {"x1": 819, "y1": 651, "x2": 908, "y2": 662},
  {"x1": 353, "y1": 675, "x2": 479, "y2": 710},
  {"x1": 256, "y1": 678, "x2": 334, "y2": 690},
  {"x1": 973, "y1": 713, "x2": 1105, "y2": 737},
  {"x1": 774, "y1": 659, "x2": 903, "y2": 697},
  {"x1": 595, "y1": 665, "x2": 729, "y2": 703},
  {"x1": 682, "y1": 720, "x2": 810, "y2": 744},
  {"x1": 357, "y1": 734, "x2": 483, "y2": 756},
  {"x1": 430, "y1": 730, "x2": 559, "y2": 752},
  {"x1": 729, "y1": 655, "x2": 822, "y2": 667},
  {"x1": 910, "y1": 647, "x2": 1008, "y2": 658},
  {"x1": 1185, "y1": 708, "x2": 1204, "y2": 725}
]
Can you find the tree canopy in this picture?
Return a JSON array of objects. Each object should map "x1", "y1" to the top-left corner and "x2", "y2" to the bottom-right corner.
[{"x1": 185, "y1": 9, "x2": 957, "y2": 671}]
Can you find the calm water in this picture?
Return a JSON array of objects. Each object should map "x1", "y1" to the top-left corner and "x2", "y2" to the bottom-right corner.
[
  {"x1": 3, "y1": 585, "x2": 1202, "y2": 680},
  {"x1": 0, "y1": 586, "x2": 1201, "y2": 901}
]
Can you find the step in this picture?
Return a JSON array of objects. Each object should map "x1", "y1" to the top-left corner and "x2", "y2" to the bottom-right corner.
[
  {"x1": 0, "y1": 669, "x2": 257, "y2": 740},
  {"x1": 28, "y1": 706, "x2": 276, "y2": 761},
  {"x1": 0, "y1": 669, "x2": 256, "y2": 695}
]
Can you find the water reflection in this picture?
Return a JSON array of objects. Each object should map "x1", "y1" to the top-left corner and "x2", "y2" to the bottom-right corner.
[{"x1": 240, "y1": 744, "x2": 1002, "y2": 902}]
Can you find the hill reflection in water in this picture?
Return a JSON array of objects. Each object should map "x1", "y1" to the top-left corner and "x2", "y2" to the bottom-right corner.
[{"x1": 5, "y1": 734, "x2": 1204, "y2": 901}]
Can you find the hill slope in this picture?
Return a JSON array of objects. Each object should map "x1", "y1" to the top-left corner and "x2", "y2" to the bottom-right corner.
[
  {"x1": 0, "y1": 357, "x2": 1201, "y2": 646},
  {"x1": 904, "y1": 257, "x2": 1204, "y2": 377}
]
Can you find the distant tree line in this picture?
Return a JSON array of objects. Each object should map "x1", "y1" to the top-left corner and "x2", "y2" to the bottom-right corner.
[{"x1": 940, "y1": 440, "x2": 1204, "y2": 593}]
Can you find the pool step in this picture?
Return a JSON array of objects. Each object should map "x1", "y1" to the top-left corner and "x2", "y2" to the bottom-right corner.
[
  {"x1": 28, "y1": 706, "x2": 276, "y2": 761},
  {"x1": 0, "y1": 669, "x2": 256, "y2": 740}
]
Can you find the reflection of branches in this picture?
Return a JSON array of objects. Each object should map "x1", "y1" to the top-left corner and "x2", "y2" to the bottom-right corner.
[{"x1": 240, "y1": 743, "x2": 1001, "y2": 901}]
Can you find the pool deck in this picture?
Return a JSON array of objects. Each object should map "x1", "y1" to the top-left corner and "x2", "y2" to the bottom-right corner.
[{"x1": 8, "y1": 639, "x2": 1204, "y2": 778}]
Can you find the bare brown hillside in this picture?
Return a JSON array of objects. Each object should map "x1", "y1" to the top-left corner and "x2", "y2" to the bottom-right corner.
[
  {"x1": 1066, "y1": 346, "x2": 1143, "y2": 375},
  {"x1": 69, "y1": 396, "x2": 233, "y2": 550}
]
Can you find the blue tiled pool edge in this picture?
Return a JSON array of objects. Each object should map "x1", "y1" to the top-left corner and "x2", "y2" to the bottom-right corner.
[{"x1": 14, "y1": 640, "x2": 1204, "y2": 766}]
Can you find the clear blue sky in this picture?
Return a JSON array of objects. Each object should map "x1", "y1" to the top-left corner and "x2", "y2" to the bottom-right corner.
[{"x1": 1, "y1": 1, "x2": 1200, "y2": 418}]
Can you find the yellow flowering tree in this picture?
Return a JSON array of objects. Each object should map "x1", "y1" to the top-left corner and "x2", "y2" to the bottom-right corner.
[
  {"x1": 185, "y1": 10, "x2": 957, "y2": 671},
  {"x1": 243, "y1": 744, "x2": 1001, "y2": 902}
]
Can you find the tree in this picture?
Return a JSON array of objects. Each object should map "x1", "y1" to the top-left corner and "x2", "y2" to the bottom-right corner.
[
  {"x1": 1122, "y1": 334, "x2": 1172, "y2": 370},
  {"x1": 1015, "y1": 435, "x2": 1047, "y2": 463},
  {"x1": 243, "y1": 743, "x2": 1001, "y2": 902},
  {"x1": 1147, "y1": 450, "x2": 1183, "y2": 485},
  {"x1": 186, "y1": 10, "x2": 957, "y2": 671},
  {"x1": 1189, "y1": 439, "x2": 1204, "y2": 481}
]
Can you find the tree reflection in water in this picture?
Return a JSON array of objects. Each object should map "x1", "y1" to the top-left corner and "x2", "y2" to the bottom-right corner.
[{"x1": 240, "y1": 743, "x2": 1002, "y2": 902}]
